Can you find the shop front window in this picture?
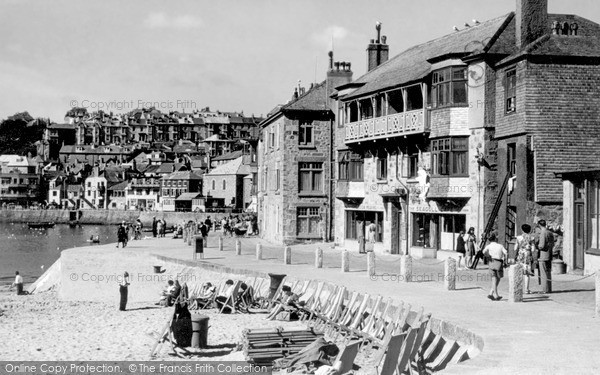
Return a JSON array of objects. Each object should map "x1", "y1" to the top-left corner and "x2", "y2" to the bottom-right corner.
[{"x1": 345, "y1": 211, "x2": 383, "y2": 242}]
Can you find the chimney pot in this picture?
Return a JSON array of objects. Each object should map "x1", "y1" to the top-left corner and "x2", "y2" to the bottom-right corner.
[
  {"x1": 570, "y1": 22, "x2": 578, "y2": 36},
  {"x1": 381, "y1": 35, "x2": 387, "y2": 44},
  {"x1": 334, "y1": 61, "x2": 340, "y2": 71},
  {"x1": 370, "y1": 39, "x2": 375, "y2": 44},
  {"x1": 328, "y1": 51, "x2": 334, "y2": 70},
  {"x1": 375, "y1": 21, "x2": 382, "y2": 43},
  {"x1": 347, "y1": 62, "x2": 352, "y2": 71}
]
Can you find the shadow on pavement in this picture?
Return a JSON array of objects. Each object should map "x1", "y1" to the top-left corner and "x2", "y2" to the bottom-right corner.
[{"x1": 549, "y1": 288, "x2": 595, "y2": 294}]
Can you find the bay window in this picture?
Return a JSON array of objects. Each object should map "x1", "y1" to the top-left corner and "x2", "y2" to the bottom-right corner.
[{"x1": 432, "y1": 67, "x2": 468, "y2": 107}]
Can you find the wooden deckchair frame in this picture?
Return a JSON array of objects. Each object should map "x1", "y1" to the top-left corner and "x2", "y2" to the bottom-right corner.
[
  {"x1": 323, "y1": 291, "x2": 360, "y2": 335},
  {"x1": 219, "y1": 280, "x2": 243, "y2": 314},
  {"x1": 308, "y1": 286, "x2": 345, "y2": 328},
  {"x1": 298, "y1": 281, "x2": 325, "y2": 322}
]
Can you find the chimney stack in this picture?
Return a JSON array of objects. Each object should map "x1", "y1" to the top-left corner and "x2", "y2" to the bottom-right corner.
[
  {"x1": 516, "y1": 0, "x2": 548, "y2": 48},
  {"x1": 367, "y1": 22, "x2": 389, "y2": 72}
]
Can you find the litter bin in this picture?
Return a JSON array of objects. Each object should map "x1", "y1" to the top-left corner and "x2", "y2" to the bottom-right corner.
[
  {"x1": 194, "y1": 235, "x2": 204, "y2": 259},
  {"x1": 191, "y1": 314, "x2": 209, "y2": 348}
]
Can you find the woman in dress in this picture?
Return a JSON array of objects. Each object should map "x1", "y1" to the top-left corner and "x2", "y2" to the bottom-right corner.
[
  {"x1": 465, "y1": 227, "x2": 477, "y2": 269},
  {"x1": 456, "y1": 230, "x2": 466, "y2": 269},
  {"x1": 515, "y1": 224, "x2": 535, "y2": 294}
]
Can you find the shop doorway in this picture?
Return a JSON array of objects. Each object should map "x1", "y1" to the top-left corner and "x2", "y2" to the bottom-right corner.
[{"x1": 440, "y1": 214, "x2": 466, "y2": 251}]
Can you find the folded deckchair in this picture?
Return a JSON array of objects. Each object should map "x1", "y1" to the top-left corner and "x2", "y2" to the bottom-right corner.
[{"x1": 378, "y1": 333, "x2": 407, "y2": 375}]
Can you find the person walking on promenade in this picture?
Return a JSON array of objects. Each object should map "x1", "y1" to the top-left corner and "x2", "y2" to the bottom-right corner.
[
  {"x1": 156, "y1": 219, "x2": 163, "y2": 239},
  {"x1": 10, "y1": 271, "x2": 24, "y2": 295},
  {"x1": 117, "y1": 222, "x2": 127, "y2": 248},
  {"x1": 205, "y1": 216, "x2": 212, "y2": 233},
  {"x1": 118, "y1": 271, "x2": 130, "y2": 311},
  {"x1": 536, "y1": 219, "x2": 555, "y2": 294},
  {"x1": 465, "y1": 227, "x2": 477, "y2": 269},
  {"x1": 199, "y1": 222, "x2": 209, "y2": 246},
  {"x1": 152, "y1": 217, "x2": 157, "y2": 238},
  {"x1": 516, "y1": 224, "x2": 535, "y2": 294},
  {"x1": 483, "y1": 233, "x2": 507, "y2": 301},
  {"x1": 160, "y1": 219, "x2": 167, "y2": 237},
  {"x1": 456, "y1": 230, "x2": 466, "y2": 269}
]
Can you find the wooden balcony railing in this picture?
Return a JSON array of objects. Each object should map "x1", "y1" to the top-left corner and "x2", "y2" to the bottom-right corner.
[{"x1": 344, "y1": 109, "x2": 429, "y2": 143}]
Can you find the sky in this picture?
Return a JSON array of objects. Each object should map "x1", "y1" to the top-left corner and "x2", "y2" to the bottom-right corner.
[{"x1": 1, "y1": 0, "x2": 598, "y2": 122}]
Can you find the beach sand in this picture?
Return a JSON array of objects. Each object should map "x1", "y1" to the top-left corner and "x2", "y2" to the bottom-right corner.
[{"x1": 0, "y1": 289, "x2": 307, "y2": 361}]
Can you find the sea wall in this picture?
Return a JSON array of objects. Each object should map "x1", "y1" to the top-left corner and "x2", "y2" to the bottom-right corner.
[{"x1": 0, "y1": 209, "x2": 229, "y2": 226}]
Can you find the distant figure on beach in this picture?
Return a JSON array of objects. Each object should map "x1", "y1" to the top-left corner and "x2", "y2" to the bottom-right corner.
[
  {"x1": 117, "y1": 222, "x2": 128, "y2": 248},
  {"x1": 483, "y1": 233, "x2": 507, "y2": 301},
  {"x1": 152, "y1": 217, "x2": 157, "y2": 238},
  {"x1": 10, "y1": 271, "x2": 24, "y2": 295},
  {"x1": 119, "y1": 272, "x2": 130, "y2": 311}
]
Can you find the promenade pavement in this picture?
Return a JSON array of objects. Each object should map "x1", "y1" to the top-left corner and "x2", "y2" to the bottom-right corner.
[
  {"x1": 148, "y1": 231, "x2": 600, "y2": 374},
  {"x1": 54, "y1": 231, "x2": 600, "y2": 374}
]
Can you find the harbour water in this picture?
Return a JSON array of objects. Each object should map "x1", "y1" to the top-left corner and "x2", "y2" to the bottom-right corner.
[{"x1": 0, "y1": 222, "x2": 116, "y2": 286}]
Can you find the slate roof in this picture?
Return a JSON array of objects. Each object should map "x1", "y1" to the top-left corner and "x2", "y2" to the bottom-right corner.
[
  {"x1": 498, "y1": 34, "x2": 600, "y2": 66},
  {"x1": 282, "y1": 81, "x2": 329, "y2": 112},
  {"x1": 163, "y1": 171, "x2": 203, "y2": 180},
  {"x1": 175, "y1": 192, "x2": 202, "y2": 201},
  {"x1": 212, "y1": 150, "x2": 243, "y2": 162},
  {"x1": 206, "y1": 156, "x2": 257, "y2": 176},
  {"x1": 108, "y1": 181, "x2": 129, "y2": 191},
  {"x1": 343, "y1": 14, "x2": 512, "y2": 100}
]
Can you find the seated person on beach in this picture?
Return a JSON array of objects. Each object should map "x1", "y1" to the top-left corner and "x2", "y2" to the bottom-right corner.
[
  {"x1": 265, "y1": 285, "x2": 300, "y2": 321},
  {"x1": 156, "y1": 280, "x2": 177, "y2": 306},
  {"x1": 215, "y1": 279, "x2": 235, "y2": 312},
  {"x1": 195, "y1": 282, "x2": 217, "y2": 308},
  {"x1": 237, "y1": 282, "x2": 257, "y2": 310}
]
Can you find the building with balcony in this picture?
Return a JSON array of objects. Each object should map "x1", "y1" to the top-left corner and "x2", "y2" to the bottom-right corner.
[
  {"x1": 258, "y1": 53, "x2": 353, "y2": 244},
  {"x1": 127, "y1": 176, "x2": 161, "y2": 211},
  {"x1": 332, "y1": 0, "x2": 600, "y2": 260},
  {"x1": 0, "y1": 155, "x2": 41, "y2": 204},
  {"x1": 332, "y1": 17, "x2": 508, "y2": 255}
]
